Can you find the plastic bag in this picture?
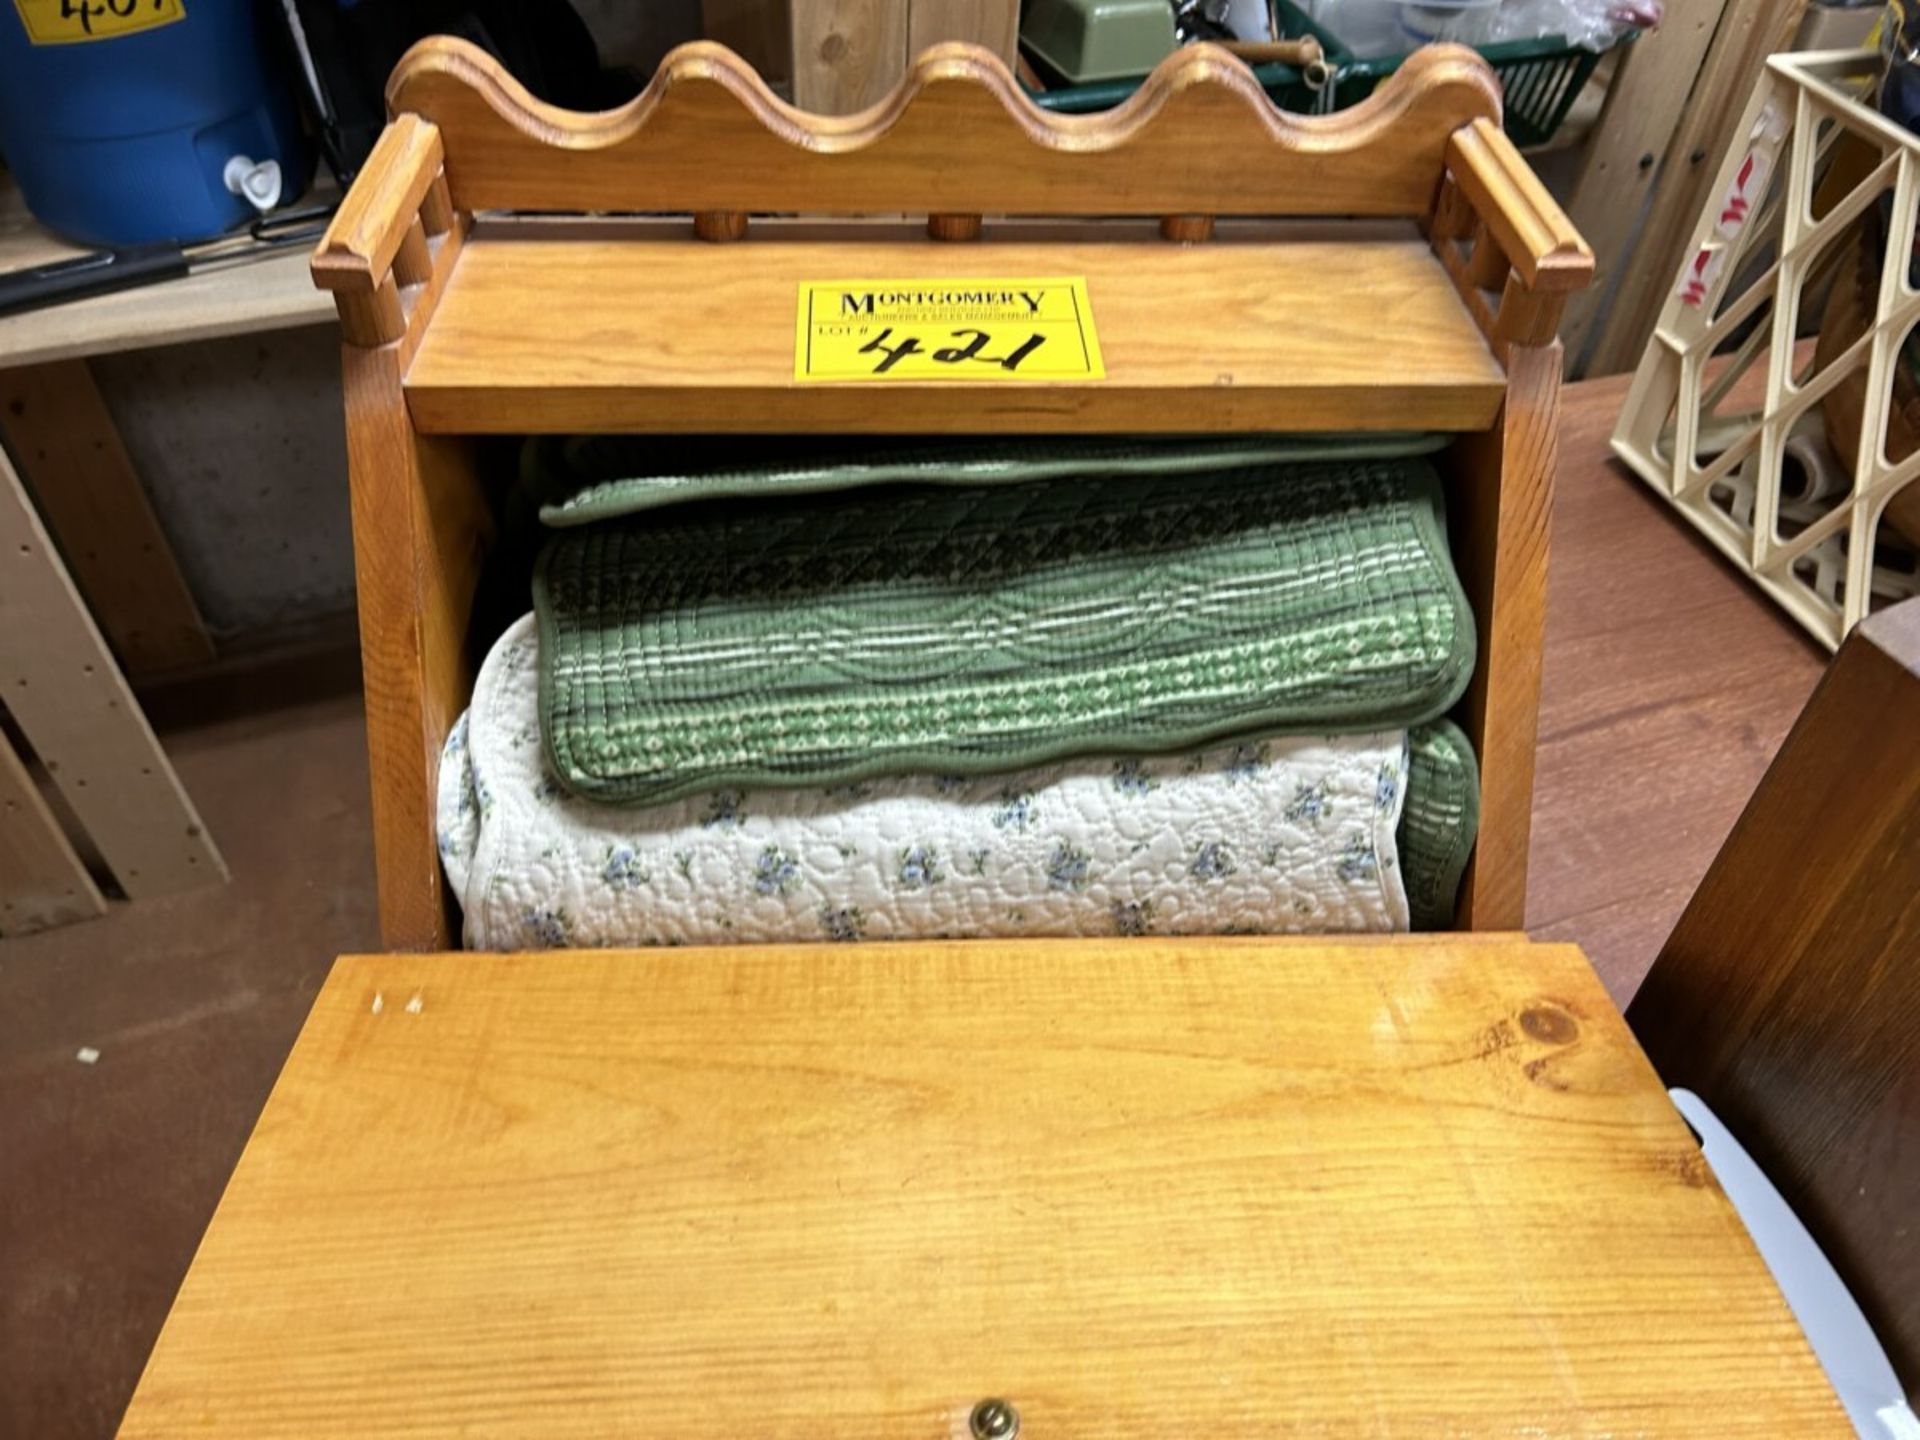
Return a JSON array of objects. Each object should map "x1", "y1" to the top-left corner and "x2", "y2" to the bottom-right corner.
[
  {"x1": 1484, "y1": 0, "x2": 1658, "y2": 51},
  {"x1": 1305, "y1": 0, "x2": 1651, "y2": 56}
]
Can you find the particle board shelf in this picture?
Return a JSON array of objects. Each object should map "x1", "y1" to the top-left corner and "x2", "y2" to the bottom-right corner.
[
  {"x1": 0, "y1": 175, "x2": 335, "y2": 370},
  {"x1": 402, "y1": 221, "x2": 1509, "y2": 434}
]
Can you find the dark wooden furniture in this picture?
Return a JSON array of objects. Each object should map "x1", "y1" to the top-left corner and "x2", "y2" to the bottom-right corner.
[{"x1": 1629, "y1": 595, "x2": 1920, "y2": 1401}]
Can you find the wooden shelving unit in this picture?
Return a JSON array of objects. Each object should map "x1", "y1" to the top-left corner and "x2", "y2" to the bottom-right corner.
[{"x1": 310, "y1": 36, "x2": 1593, "y2": 948}]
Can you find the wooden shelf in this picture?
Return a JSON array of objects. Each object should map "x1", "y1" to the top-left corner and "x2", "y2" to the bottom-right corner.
[
  {"x1": 0, "y1": 176, "x2": 336, "y2": 369},
  {"x1": 402, "y1": 220, "x2": 1508, "y2": 434}
]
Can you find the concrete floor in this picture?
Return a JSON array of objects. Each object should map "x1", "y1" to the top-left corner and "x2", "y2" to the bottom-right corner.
[
  {"x1": 0, "y1": 373, "x2": 1832, "y2": 1437},
  {"x1": 0, "y1": 658, "x2": 378, "y2": 1439}
]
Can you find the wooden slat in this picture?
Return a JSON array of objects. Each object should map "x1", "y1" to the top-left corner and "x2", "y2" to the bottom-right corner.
[
  {"x1": 419, "y1": 174, "x2": 455, "y2": 238},
  {"x1": 396, "y1": 215, "x2": 470, "y2": 370},
  {"x1": 1583, "y1": 0, "x2": 1809, "y2": 376},
  {"x1": 1433, "y1": 228, "x2": 1501, "y2": 350},
  {"x1": 385, "y1": 36, "x2": 1501, "y2": 220},
  {"x1": 790, "y1": 0, "x2": 909, "y2": 115},
  {"x1": 1629, "y1": 597, "x2": 1920, "y2": 1388},
  {"x1": 0, "y1": 360, "x2": 214, "y2": 676},
  {"x1": 393, "y1": 217, "x2": 432, "y2": 289},
  {"x1": 909, "y1": 0, "x2": 1019, "y2": 66},
  {"x1": 0, "y1": 727, "x2": 105, "y2": 936},
  {"x1": 403, "y1": 225, "x2": 1508, "y2": 434},
  {"x1": 117, "y1": 939, "x2": 1849, "y2": 1437},
  {"x1": 0, "y1": 445, "x2": 225, "y2": 898},
  {"x1": 1560, "y1": 0, "x2": 1731, "y2": 371}
]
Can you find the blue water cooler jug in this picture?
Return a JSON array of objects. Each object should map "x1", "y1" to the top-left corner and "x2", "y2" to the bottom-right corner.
[{"x1": 0, "y1": 0, "x2": 311, "y2": 246}]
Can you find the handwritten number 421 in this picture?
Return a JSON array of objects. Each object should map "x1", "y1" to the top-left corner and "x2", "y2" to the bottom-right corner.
[
  {"x1": 60, "y1": 0, "x2": 167, "y2": 34},
  {"x1": 857, "y1": 327, "x2": 1046, "y2": 374}
]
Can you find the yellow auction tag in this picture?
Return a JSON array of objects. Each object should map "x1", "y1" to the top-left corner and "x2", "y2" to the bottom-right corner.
[
  {"x1": 13, "y1": 0, "x2": 184, "y2": 44},
  {"x1": 796, "y1": 277, "x2": 1105, "y2": 383}
]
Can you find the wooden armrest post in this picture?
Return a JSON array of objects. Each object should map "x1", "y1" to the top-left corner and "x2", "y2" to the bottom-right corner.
[
  {"x1": 313, "y1": 115, "x2": 465, "y2": 351},
  {"x1": 1431, "y1": 116, "x2": 1594, "y2": 359},
  {"x1": 1446, "y1": 118, "x2": 1592, "y2": 291}
]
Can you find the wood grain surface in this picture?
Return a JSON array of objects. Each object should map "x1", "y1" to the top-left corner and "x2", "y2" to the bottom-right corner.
[
  {"x1": 385, "y1": 36, "x2": 1500, "y2": 220},
  {"x1": 1524, "y1": 370, "x2": 1827, "y2": 993},
  {"x1": 340, "y1": 340, "x2": 487, "y2": 950},
  {"x1": 1630, "y1": 597, "x2": 1920, "y2": 1395},
  {"x1": 116, "y1": 938, "x2": 1846, "y2": 1437},
  {"x1": 403, "y1": 222, "x2": 1506, "y2": 433},
  {"x1": 1447, "y1": 342, "x2": 1560, "y2": 929},
  {"x1": 791, "y1": 0, "x2": 909, "y2": 114}
]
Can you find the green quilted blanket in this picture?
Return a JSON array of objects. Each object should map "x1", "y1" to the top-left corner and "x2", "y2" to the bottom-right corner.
[
  {"x1": 533, "y1": 443, "x2": 1476, "y2": 806},
  {"x1": 531, "y1": 433, "x2": 1449, "y2": 525},
  {"x1": 1400, "y1": 719, "x2": 1481, "y2": 931}
]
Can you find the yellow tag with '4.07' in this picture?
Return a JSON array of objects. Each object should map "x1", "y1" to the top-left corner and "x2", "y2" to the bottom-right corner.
[
  {"x1": 796, "y1": 277, "x2": 1106, "y2": 383},
  {"x1": 13, "y1": 0, "x2": 185, "y2": 45}
]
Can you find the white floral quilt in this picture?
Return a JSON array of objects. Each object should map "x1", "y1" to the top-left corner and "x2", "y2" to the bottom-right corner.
[{"x1": 438, "y1": 615, "x2": 1414, "y2": 949}]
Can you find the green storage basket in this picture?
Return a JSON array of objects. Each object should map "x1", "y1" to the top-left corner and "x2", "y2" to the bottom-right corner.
[{"x1": 1028, "y1": 0, "x2": 1634, "y2": 150}]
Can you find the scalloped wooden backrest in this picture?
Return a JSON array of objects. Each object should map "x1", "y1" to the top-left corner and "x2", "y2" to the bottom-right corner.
[{"x1": 382, "y1": 36, "x2": 1503, "y2": 220}]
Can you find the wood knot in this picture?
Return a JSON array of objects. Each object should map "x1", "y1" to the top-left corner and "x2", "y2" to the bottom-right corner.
[
  {"x1": 819, "y1": 32, "x2": 848, "y2": 63},
  {"x1": 1518, "y1": 1003, "x2": 1578, "y2": 1045}
]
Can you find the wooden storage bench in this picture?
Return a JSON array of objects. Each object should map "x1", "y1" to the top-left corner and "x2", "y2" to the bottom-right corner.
[{"x1": 311, "y1": 36, "x2": 1592, "y2": 950}]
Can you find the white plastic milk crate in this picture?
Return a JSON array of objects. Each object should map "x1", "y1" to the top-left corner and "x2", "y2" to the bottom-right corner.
[{"x1": 1614, "y1": 48, "x2": 1920, "y2": 649}]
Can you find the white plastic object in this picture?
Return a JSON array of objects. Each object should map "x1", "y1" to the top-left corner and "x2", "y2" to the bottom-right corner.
[
  {"x1": 1396, "y1": 0, "x2": 1502, "y2": 48},
  {"x1": 1482, "y1": 0, "x2": 1641, "y2": 51},
  {"x1": 1669, "y1": 1090, "x2": 1919, "y2": 1440},
  {"x1": 1306, "y1": 0, "x2": 1405, "y2": 57},
  {"x1": 222, "y1": 155, "x2": 283, "y2": 214},
  {"x1": 1613, "y1": 50, "x2": 1920, "y2": 649}
]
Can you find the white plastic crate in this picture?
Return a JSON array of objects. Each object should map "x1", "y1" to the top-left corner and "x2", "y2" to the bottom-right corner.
[{"x1": 1614, "y1": 49, "x2": 1920, "y2": 649}]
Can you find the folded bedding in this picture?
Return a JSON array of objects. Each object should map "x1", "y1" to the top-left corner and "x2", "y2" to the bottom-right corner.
[
  {"x1": 531, "y1": 433, "x2": 1450, "y2": 524},
  {"x1": 1401, "y1": 721, "x2": 1480, "y2": 932},
  {"x1": 532, "y1": 441, "x2": 1476, "y2": 806},
  {"x1": 438, "y1": 616, "x2": 1481, "y2": 948}
]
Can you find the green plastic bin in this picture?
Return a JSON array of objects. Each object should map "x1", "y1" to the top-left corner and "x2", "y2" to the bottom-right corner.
[{"x1": 1028, "y1": 0, "x2": 1634, "y2": 150}]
